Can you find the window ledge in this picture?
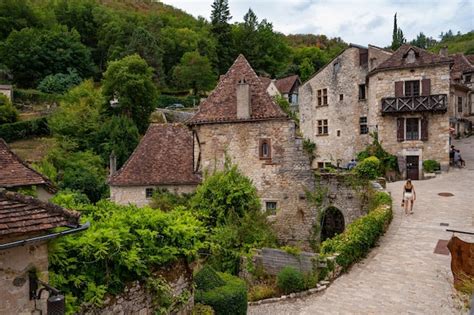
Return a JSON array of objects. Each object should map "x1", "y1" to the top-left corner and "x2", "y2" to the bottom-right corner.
[{"x1": 316, "y1": 134, "x2": 329, "y2": 137}]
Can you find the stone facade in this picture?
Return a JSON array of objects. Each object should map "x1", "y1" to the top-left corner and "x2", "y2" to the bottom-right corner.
[
  {"x1": 110, "y1": 184, "x2": 196, "y2": 207},
  {"x1": 250, "y1": 247, "x2": 318, "y2": 276},
  {"x1": 0, "y1": 238, "x2": 49, "y2": 315},
  {"x1": 368, "y1": 65, "x2": 451, "y2": 175}
]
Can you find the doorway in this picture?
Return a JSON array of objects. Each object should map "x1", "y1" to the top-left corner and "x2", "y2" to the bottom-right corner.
[
  {"x1": 321, "y1": 207, "x2": 345, "y2": 242},
  {"x1": 406, "y1": 155, "x2": 419, "y2": 180}
]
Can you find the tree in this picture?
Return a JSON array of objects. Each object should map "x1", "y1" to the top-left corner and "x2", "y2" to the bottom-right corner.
[
  {"x1": 391, "y1": 13, "x2": 406, "y2": 51},
  {"x1": 0, "y1": 94, "x2": 18, "y2": 124},
  {"x1": 37, "y1": 69, "x2": 83, "y2": 94},
  {"x1": 0, "y1": 0, "x2": 42, "y2": 40},
  {"x1": 210, "y1": 0, "x2": 234, "y2": 74},
  {"x1": 172, "y1": 51, "x2": 216, "y2": 96},
  {"x1": 102, "y1": 54, "x2": 157, "y2": 133}
]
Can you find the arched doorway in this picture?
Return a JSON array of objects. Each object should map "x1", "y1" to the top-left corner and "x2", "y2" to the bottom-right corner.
[{"x1": 320, "y1": 207, "x2": 345, "y2": 241}]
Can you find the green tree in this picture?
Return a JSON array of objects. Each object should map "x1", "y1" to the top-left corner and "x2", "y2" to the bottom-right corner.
[
  {"x1": 0, "y1": 0, "x2": 42, "y2": 40},
  {"x1": 37, "y1": 69, "x2": 83, "y2": 94},
  {"x1": 210, "y1": 0, "x2": 234, "y2": 74},
  {"x1": 299, "y1": 58, "x2": 315, "y2": 82},
  {"x1": 391, "y1": 13, "x2": 406, "y2": 51},
  {"x1": 102, "y1": 54, "x2": 157, "y2": 133},
  {"x1": 0, "y1": 94, "x2": 18, "y2": 124},
  {"x1": 172, "y1": 51, "x2": 216, "y2": 96}
]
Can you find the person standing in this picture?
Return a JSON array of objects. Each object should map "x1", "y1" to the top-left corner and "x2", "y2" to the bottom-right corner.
[{"x1": 402, "y1": 179, "x2": 416, "y2": 215}]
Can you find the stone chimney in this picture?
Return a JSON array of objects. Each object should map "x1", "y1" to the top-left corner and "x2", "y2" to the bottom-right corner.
[
  {"x1": 236, "y1": 78, "x2": 251, "y2": 119},
  {"x1": 439, "y1": 46, "x2": 448, "y2": 57},
  {"x1": 109, "y1": 151, "x2": 117, "y2": 177}
]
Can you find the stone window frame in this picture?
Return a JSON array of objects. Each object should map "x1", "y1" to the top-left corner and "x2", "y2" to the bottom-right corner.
[
  {"x1": 317, "y1": 119, "x2": 328, "y2": 136},
  {"x1": 317, "y1": 88, "x2": 328, "y2": 106},
  {"x1": 359, "y1": 117, "x2": 368, "y2": 134},
  {"x1": 145, "y1": 188, "x2": 154, "y2": 199},
  {"x1": 358, "y1": 84, "x2": 366, "y2": 100},
  {"x1": 265, "y1": 200, "x2": 278, "y2": 215},
  {"x1": 405, "y1": 117, "x2": 420, "y2": 141},
  {"x1": 259, "y1": 138, "x2": 272, "y2": 160}
]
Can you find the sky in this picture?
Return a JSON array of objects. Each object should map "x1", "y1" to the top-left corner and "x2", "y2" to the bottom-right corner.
[{"x1": 161, "y1": 0, "x2": 473, "y2": 47}]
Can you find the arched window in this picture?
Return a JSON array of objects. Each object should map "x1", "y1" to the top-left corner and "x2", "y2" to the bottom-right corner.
[{"x1": 259, "y1": 139, "x2": 271, "y2": 160}]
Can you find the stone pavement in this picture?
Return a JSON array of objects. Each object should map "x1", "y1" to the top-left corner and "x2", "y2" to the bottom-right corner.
[{"x1": 249, "y1": 137, "x2": 474, "y2": 315}]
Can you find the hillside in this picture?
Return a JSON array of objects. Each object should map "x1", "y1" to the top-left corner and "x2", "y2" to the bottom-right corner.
[{"x1": 429, "y1": 31, "x2": 474, "y2": 55}]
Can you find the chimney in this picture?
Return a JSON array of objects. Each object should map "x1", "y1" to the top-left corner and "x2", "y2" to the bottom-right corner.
[
  {"x1": 236, "y1": 78, "x2": 251, "y2": 119},
  {"x1": 109, "y1": 151, "x2": 117, "y2": 177},
  {"x1": 439, "y1": 46, "x2": 448, "y2": 57}
]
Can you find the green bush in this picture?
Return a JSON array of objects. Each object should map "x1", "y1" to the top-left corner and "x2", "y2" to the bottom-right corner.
[
  {"x1": 276, "y1": 266, "x2": 306, "y2": 294},
  {"x1": 194, "y1": 265, "x2": 225, "y2": 291},
  {"x1": 192, "y1": 304, "x2": 215, "y2": 315},
  {"x1": 423, "y1": 159, "x2": 440, "y2": 173},
  {"x1": 368, "y1": 191, "x2": 393, "y2": 212},
  {"x1": 0, "y1": 94, "x2": 18, "y2": 124},
  {"x1": 354, "y1": 156, "x2": 382, "y2": 180},
  {"x1": 0, "y1": 117, "x2": 50, "y2": 142},
  {"x1": 248, "y1": 284, "x2": 276, "y2": 301},
  {"x1": 195, "y1": 272, "x2": 247, "y2": 315},
  {"x1": 321, "y1": 197, "x2": 392, "y2": 270},
  {"x1": 37, "y1": 69, "x2": 83, "y2": 94},
  {"x1": 356, "y1": 132, "x2": 399, "y2": 174},
  {"x1": 13, "y1": 89, "x2": 61, "y2": 104}
]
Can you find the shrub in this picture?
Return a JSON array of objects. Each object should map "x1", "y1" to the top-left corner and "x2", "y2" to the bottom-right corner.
[
  {"x1": 37, "y1": 69, "x2": 83, "y2": 94},
  {"x1": 192, "y1": 304, "x2": 214, "y2": 315},
  {"x1": 195, "y1": 272, "x2": 247, "y2": 315},
  {"x1": 368, "y1": 191, "x2": 393, "y2": 212},
  {"x1": 150, "y1": 188, "x2": 192, "y2": 212},
  {"x1": 321, "y1": 198, "x2": 392, "y2": 270},
  {"x1": 0, "y1": 117, "x2": 50, "y2": 142},
  {"x1": 194, "y1": 265, "x2": 225, "y2": 291},
  {"x1": 354, "y1": 156, "x2": 382, "y2": 180},
  {"x1": 248, "y1": 284, "x2": 276, "y2": 301},
  {"x1": 423, "y1": 159, "x2": 440, "y2": 173},
  {"x1": 0, "y1": 94, "x2": 18, "y2": 124},
  {"x1": 13, "y1": 89, "x2": 61, "y2": 104},
  {"x1": 276, "y1": 266, "x2": 306, "y2": 294},
  {"x1": 356, "y1": 132, "x2": 399, "y2": 174}
]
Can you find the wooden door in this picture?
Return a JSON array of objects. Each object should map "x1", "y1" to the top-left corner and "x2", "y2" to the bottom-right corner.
[{"x1": 406, "y1": 156, "x2": 419, "y2": 180}]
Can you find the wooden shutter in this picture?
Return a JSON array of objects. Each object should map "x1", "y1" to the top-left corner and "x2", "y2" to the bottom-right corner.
[
  {"x1": 420, "y1": 118, "x2": 428, "y2": 141},
  {"x1": 395, "y1": 81, "x2": 403, "y2": 97},
  {"x1": 397, "y1": 117, "x2": 405, "y2": 142},
  {"x1": 421, "y1": 78, "x2": 431, "y2": 96}
]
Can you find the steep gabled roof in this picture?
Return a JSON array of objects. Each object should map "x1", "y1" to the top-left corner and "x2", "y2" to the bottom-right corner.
[
  {"x1": 451, "y1": 53, "x2": 474, "y2": 80},
  {"x1": 187, "y1": 55, "x2": 287, "y2": 125},
  {"x1": 369, "y1": 44, "x2": 452, "y2": 75},
  {"x1": 0, "y1": 139, "x2": 55, "y2": 191},
  {"x1": 259, "y1": 76, "x2": 272, "y2": 89},
  {"x1": 275, "y1": 75, "x2": 301, "y2": 94},
  {"x1": 108, "y1": 123, "x2": 201, "y2": 186},
  {"x1": 0, "y1": 191, "x2": 80, "y2": 237}
]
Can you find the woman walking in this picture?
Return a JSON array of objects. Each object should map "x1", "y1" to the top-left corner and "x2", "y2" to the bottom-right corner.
[{"x1": 402, "y1": 179, "x2": 416, "y2": 215}]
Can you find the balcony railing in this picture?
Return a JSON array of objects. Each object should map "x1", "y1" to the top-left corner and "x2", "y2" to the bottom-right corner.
[{"x1": 381, "y1": 94, "x2": 447, "y2": 114}]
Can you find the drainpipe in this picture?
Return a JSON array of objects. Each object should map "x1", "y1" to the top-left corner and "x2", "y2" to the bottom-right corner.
[{"x1": 0, "y1": 221, "x2": 90, "y2": 250}]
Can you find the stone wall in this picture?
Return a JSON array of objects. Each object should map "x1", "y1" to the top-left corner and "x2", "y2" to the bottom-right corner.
[
  {"x1": 0, "y1": 239, "x2": 49, "y2": 315},
  {"x1": 367, "y1": 65, "x2": 451, "y2": 174},
  {"x1": 110, "y1": 184, "x2": 196, "y2": 207},
  {"x1": 252, "y1": 248, "x2": 318, "y2": 276},
  {"x1": 193, "y1": 119, "x2": 317, "y2": 248}
]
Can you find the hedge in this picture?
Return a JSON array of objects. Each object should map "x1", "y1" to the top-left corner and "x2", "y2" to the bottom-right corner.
[
  {"x1": 13, "y1": 89, "x2": 61, "y2": 104},
  {"x1": 0, "y1": 117, "x2": 50, "y2": 142},
  {"x1": 320, "y1": 192, "x2": 392, "y2": 270},
  {"x1": 195, "y1": 271, "x2": 247, "y2": 315},
  {"x1": 276, "y1": 266, "x2": 306, "y2": 294},
  {"x1": 194, "y1": 265, "x2": 225, "y2": 291}
]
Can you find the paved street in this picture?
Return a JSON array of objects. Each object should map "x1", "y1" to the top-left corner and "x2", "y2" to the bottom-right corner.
[{"x1": 249, "y1": 137, "x2": 474, "y2": 315}]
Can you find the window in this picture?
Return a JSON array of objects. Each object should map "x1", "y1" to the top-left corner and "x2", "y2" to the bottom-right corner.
[
  {"x1": 405, "y1": 118, "x2": 419, "y2": 140},
  {"x1": 145, "y1": 188, "x2": 154, "y2": 198},
  {"x1": 458, "y1": 97, "x2": 463, "y2": 112},
  {"x1": 317, "y1": 89, "x2": 328, "y2": 106},
  {"x1": 317, "y1": 162, "x2": 324, "y2": 169},
  {"x1": 317, "y1": 119, "x2": 328, "y2": 135},
  {"x1": 259, "y1": 139, "x2": 271, "y2": 159},
  {"x1": 337, "y1": 130, "x2": 341, "y2": 137},
  {"x1": 339, "y1": 94, "x2": 343, "y2": 101},
  {"x1": 290, "y1": 93, "x2": 298, "y2": 105},
  {"x1": 405, "y1": 80, "x2": 420, "y2": 97},
  {"x1": 359, "y1": 84, "x2": 366, "y2": 100},
  {"x1": 359, "y1": 117, "x2": 368, "y2": 134},
  {"x1": 465, "y1": 75, "x2": 471, "y2": 83},
  {"x1": 265, "y1": 201, "x2": 277, "y2": 214}
]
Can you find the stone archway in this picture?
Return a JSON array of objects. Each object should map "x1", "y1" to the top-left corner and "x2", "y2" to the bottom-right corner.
[{"x1": 321, "y1": 206, "x2": 345, "y2": 242}]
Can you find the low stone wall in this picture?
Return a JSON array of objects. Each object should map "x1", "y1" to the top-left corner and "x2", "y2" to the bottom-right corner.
[{"x1": 253, "y1": 248, "x2": 318, "y2": 275}]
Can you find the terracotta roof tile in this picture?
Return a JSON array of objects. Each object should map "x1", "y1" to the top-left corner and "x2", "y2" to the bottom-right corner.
[
  {"x1": 275, "y1": 75, "x2": 301, "y2": 94},
  {"x1": 0, "y1": 191, "x2": 81, "y2": 237},
  {"x1": 370, "y1": 44, "x2": 453, "y2": 75},
  {"x1": 108, "y1": 123, "x2": 201, "y2": 186},
  {"x1": 187, "y1": 55, "x2": 287, "y2": 124},
  {"x1": 450, "y1": 53, "x2": 474, "y2": 80},
  {"x1": 0, "y1": 139, "x2": 55, "y2": 191},
  {"x1": 259, "y1": 76, "x2": 272, "y2": 89}
]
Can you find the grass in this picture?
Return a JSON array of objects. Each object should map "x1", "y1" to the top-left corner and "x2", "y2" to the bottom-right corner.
[{"x1": 9, "y1": 137, "x2": 55, "y2": 163}]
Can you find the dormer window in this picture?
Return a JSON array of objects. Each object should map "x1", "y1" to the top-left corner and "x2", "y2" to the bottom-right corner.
[{"x1": 259, "y1": 139, "x2": 271, "y2": 160}]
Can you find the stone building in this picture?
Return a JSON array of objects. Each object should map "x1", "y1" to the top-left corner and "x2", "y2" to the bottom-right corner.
[
  {"x1": 187, "y1": 55, "x2": 317, "y2": 246},
  {"x1": 259, "y1": 76, "x2": 281, "y2": 98},
  {"x1": 0, "y1": 84, "x2": 13, "y2": 100},
  {"x1": 108, "y1": 123, "x2": 201, "y2": 207},
  {"x1": 275, "y1": 74, "x2": 301, "y2": 109},
  {"x1": 299, "y1": 44, "x2": 393, "y2": 168},
  {"x1": 0, "y1": 191, "x2": 83, "y2": 315},
  {"x1": 0, "y1": 138, "x2": 55, "y2": 201}
]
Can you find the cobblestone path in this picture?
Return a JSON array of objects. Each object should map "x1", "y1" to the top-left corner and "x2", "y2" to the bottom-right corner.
[{"x1": 249, "y1": 137, "x2": 474, "y2": 315}]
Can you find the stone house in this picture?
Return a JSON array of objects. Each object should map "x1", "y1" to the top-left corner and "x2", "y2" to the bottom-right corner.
[
  {"x1": 0, "y1": 138, "x2": 55, "y2": 201},
  {"x1": 187, "y1": 55, "x2": 317, "y2": 246},
  {"x1": 108, "y1": 123, "x2": 201, "y2": 207},
  {"x1": 0, "y1": 84, "x2": 13, "y2": 100},
  {"x1": 299, "y1": 44, "x2": 393, "y2": 169},
  {"x1": 259, "y1": 76, "x2": 281, "y2": 98},
  {"x1": 0, "y1": 191, "x2": 83, "y2": 315},
  {"x1": 275, "y1": 74, "x2": 301, "y2": 109}
]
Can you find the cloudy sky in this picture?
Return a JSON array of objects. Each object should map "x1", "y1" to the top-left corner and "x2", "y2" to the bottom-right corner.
[{"x1": 162, "y1": 0, "x2": 473, "y2": 47}]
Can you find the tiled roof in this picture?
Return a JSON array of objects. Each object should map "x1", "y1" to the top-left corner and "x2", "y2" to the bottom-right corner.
[
  {"x1": 275, "y1": 75, "x2": 301, "y2": 94},
  {"x1": 259, "y1": 76, "x2": 272, "y2": 89},
  {"x1": 0, "y1": 191, "x2": 80, "y2": 237},
  {"x1": 451, "y1": 54, "x2": 474, "y2": 80},
  {"x1": 370, "y1": 44, "x2": 453, "y2": 75},
  {"x1": 0, "y1": 139, "x2": 55, "y2": 191},
  {"x1": 108, "y1": 123, "x2": 201, "y2": 186},
  {"x1": 466, "y1": 55, "x2": 474, "y2": 65},
  {"x1": 187, "y1": 55, "x2": 287, "y2": 124}
]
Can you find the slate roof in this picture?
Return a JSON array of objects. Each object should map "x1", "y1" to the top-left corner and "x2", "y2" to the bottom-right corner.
[
  {"x1": 370, "y1": 44, "x2": 453, "y2": 75},
  {"x1": 0, "y1": 191, "x2": 80, "y2": 237},
  {"x1": 275, "y1": 75, "x2": 301, "y2": 94},
  {"x1": 0, "y1": 139, "x2": 55, "y2": 191},
  {"x1": 187, "y1": 55, "x2": 287, "y2": 125},
  {"x1": 108, "y1": 123, "x2": 201, "y2": 186}
]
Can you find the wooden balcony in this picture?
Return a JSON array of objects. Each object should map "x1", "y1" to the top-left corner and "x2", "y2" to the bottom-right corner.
[{"x1": 381, "y1": 94, "x2": 448, "y2": 115}]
